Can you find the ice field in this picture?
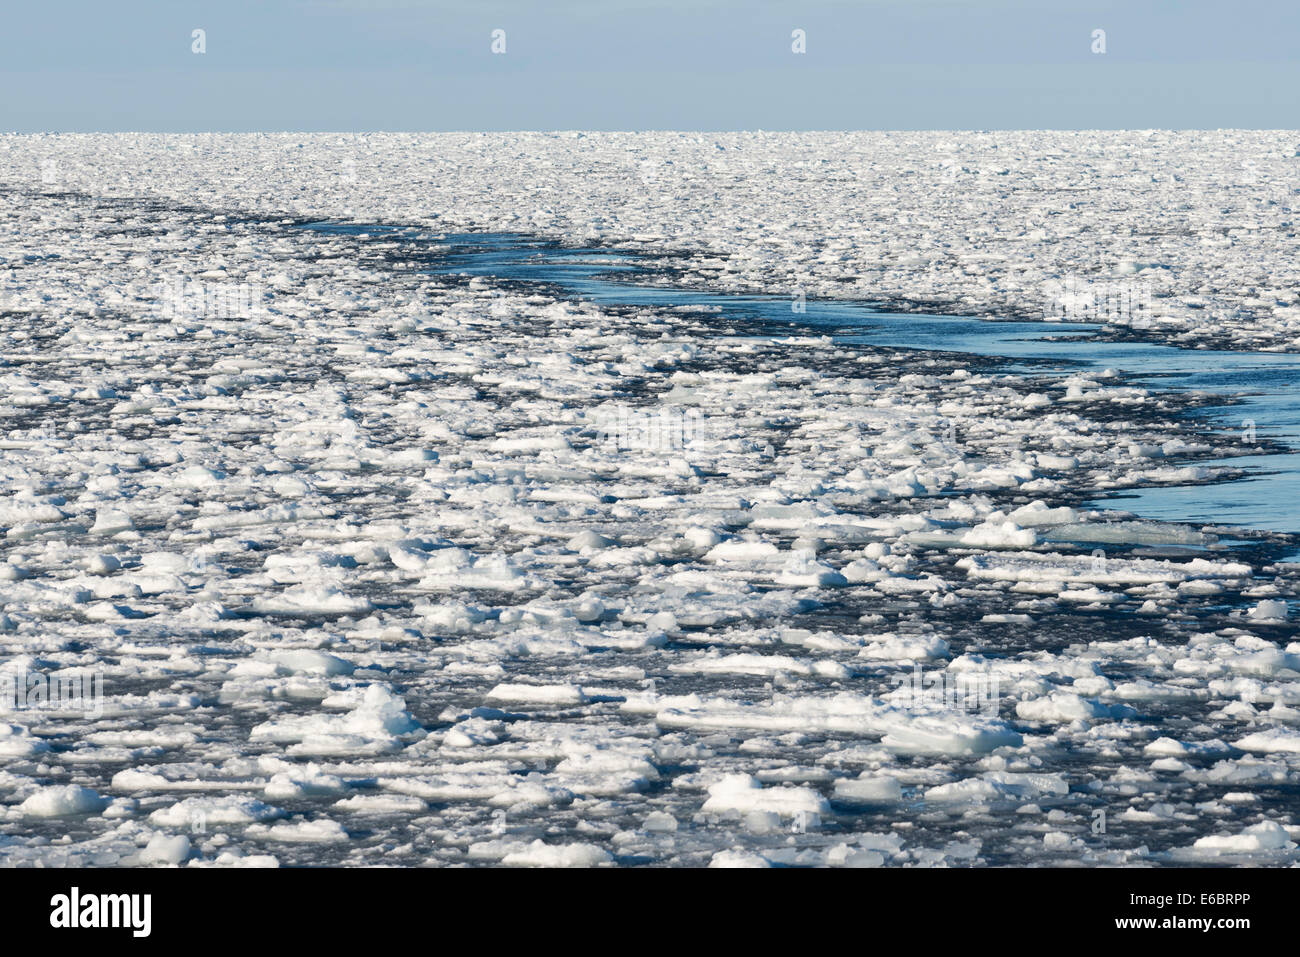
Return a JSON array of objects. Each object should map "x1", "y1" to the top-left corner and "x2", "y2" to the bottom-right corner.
[{"x1": 1, "y1": 133, "x2": 1299, "y2": 867}]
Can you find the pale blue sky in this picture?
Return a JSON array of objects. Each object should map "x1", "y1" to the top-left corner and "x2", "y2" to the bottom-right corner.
[{"x1": 2, "y1": 0, "x2": 1297, "y2": 131}]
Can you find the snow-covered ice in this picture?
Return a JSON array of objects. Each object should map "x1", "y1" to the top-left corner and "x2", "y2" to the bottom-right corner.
[
  {"x1": 6, "y1": 131, "x2": 1300, "y2": 350},
  {"x1": 0, "y1": 133, "x2": 1298, "y2": 867}
]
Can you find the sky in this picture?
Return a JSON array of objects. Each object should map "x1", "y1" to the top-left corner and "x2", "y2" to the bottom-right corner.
[{"x1": 2, "y1": 0, "x2": 1297, "y2": 132}]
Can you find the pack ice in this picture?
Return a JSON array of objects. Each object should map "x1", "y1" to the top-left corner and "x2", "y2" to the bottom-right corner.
[{"x1": 0, "y1": 133, "x2": 1297, "y2": 868}]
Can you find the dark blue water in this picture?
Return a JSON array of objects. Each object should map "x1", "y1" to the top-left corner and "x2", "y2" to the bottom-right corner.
[{"x1": 301, "y1": 224, "x2": 1300, "y2": 538}]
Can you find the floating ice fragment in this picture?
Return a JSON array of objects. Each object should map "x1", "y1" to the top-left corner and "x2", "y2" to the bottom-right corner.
[
  {"x1": 1248, "y1": 599, "x2": 1288, "y2": 621},
  {"x1": 486, "y1": 683, "x2": 588, "y2": 706},
  {"x1": 91, "y1": 509, "x2": 135, "y2": 535},
  {"x1": 141, "y1": 834, "x2": 192, "y2": 865},
  {"x1": 501, "y1": 840, "x2": 613, "y2": 867},
  {"x1": 1192, "y1": 821, "x2": 1294, "y2": 854},
  {"x1": 701, "y1": 774, "x2": 830, "y2": 819},
  {"x1": 18, "y1": 785, "x2": 110, "y2": 818}
]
